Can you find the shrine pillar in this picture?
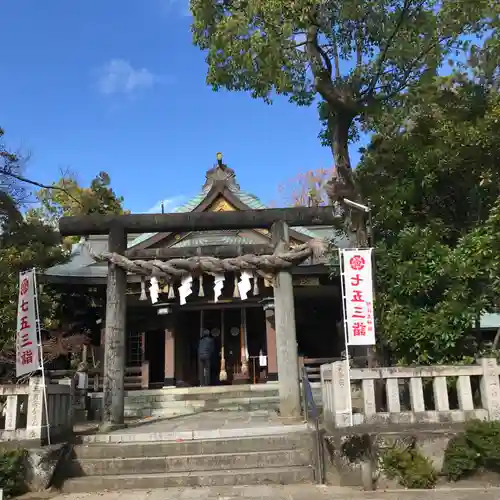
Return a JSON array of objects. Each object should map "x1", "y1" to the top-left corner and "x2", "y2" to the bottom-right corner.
[
  {"x1": 262, "y1": 300, "x2": 278, "y2": 382},
  {"x1": 164, "y1": 314, "x2": 175, "y2": 387},
  {"x1": 271, "y1": 221, "x2": 301, "y2": 419}
]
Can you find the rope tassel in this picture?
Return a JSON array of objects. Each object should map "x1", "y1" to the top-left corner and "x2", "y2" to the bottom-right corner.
[
  {"x1": 252, "y1": 275, "x2": 259, "y2": 296},
  {"x1": 233, "y1": 274, "x2": 240, "y2": 298},
  {"x1": 219, "y1": 309, "x2": 227, "y2": 382},
  {"x1": 139, "y1": 277, "x2": 147, "y2": 301},
  {"x1": 198, "y1": 274, "x2": 205, "y2": 297}
]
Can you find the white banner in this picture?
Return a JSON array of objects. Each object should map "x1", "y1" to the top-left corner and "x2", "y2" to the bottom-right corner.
[
  {"x1": 16, "y1": 270, "x2": 40, "y2": 377},
  {"x1": 340, "y1": 249, "x2": 376, "y2": 346}
]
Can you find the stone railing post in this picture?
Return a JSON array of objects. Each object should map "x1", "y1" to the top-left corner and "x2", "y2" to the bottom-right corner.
[
  {"x1": 26, "y1": 377, "x2": 45, "y2": 442},
  {"x1": 331, "y1": 360, "x2": 352, "y2": 427},
  {"x1": 478, "y1": 357, "x2": 500, "y2": 421}
]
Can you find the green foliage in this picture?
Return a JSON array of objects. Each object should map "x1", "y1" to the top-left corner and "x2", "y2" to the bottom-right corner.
[
  {"x1": 442, "y1": 420, "x2": 500, "y2": 481},
  {"x1": 442, "y1": 434, "x2": 480, "y2": 481},
  {"x1": 355, "y1": 75, "x2": 500, "y2": 365},
  {"x1": 30, "y1": 171, "x2": 126, "y2": 223},
  {"x1": 341, "y1": 433, "x2": 374, "y2": 462},
  {"x1": 0, "y1": 448, "x2": 27, "y2": 498},
  {"x1": 191, "y1": 0, "x2": 487, "y2": 108},
  {"x1": 28, "y1": 171, "x2": 127, "y2": 248},
  {"x1": 191, "y1": 0, "x2": 493, "y2": 213},
  {"x1": 0, "y1": 196, "x2": 68, "y2": 352},
  {"x1": 380, "y1": 443, "x2": 438, "y2": 489}
]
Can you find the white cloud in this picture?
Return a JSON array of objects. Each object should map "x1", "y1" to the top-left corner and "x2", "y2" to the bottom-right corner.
[
  {"x1": 97, "y1": 59, "x2": 163, "y2": 95},
  {"x1": 147, "y1": 196, "x2": 187, "y2": 214}
]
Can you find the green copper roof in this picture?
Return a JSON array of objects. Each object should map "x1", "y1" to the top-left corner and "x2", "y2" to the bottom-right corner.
[{"x1": 128, "y1": 185, "x2": 320, "y2": 249}]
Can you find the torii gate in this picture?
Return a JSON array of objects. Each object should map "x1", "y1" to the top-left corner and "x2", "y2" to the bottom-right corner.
[{"x1": 59, "y1": 206, "x2": 338, "y2": 430}]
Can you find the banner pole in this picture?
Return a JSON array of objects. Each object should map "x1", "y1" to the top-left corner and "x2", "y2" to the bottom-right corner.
[
  {"x1": 33, "y1": 269, "x2": 51, "y2": 446},
  {"x1": 338, "y1": 249, "x2": 353, "y2": 426}
]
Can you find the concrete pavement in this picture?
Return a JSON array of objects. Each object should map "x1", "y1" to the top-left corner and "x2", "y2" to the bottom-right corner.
[{"x1": 35, "y1": 485, "x2": 500, "y2": 500}]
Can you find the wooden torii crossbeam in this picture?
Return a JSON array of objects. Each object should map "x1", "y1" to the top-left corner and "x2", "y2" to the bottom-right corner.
[
  {"x1": 59, "y1": 206, "x2": 339, "y2": 235},
  {"x1": 59, "y1": 207, "x2": 339, "y2": 430}
]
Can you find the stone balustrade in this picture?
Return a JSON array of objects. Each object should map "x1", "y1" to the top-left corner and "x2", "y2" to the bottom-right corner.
[
  {"x1": 321, "y1": 357, "x2": 500, "y2": 428},
  {"x1": 0, "y1": 377, "x2": 74, "y2": 443}
]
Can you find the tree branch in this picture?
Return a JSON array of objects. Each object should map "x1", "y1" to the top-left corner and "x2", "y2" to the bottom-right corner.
[
  {"x1": 356, "y1": 27, "x2": 363, "y2": 69},
  {"x1": 306, "y1": 24, "x2": 341, "y2": 104},
  {"x1": 332, "y1": 37, "x2": 341, "y2": 79},
  {"x1": 363, "y1": 0, "x2": 415, "y2": 98},
  {"x1": 374, "y1": 35, "x2": 451, "y2": 101},
  {"x1": 0, "y1": 168, "x2": 83, "y2": 206}
]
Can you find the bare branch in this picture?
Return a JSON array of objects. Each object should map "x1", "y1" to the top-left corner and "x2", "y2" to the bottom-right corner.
[{"x1": 0, "y1": 168, "x2": 84, "y2": 206}]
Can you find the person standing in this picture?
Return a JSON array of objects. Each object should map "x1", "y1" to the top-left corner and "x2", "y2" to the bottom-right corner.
[{"x1": 198, "y1": 330, "x2": 215, "y2": 386}]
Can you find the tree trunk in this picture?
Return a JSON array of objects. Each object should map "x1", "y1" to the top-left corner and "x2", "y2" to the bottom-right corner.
[
  {"x1": 492, "y1": 326, "x2": 500, "y2": 351},
  {"x1": 325, "y1": 111, "x2": 369, "y2": 247}
]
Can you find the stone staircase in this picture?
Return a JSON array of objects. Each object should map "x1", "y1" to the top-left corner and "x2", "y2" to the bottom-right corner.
[
  {"x1": 61, "y1": 430, "x2": 316, "y2": 492},
  {"x1": 88, "y1": 383, "x2": 322, "y2": 419}
]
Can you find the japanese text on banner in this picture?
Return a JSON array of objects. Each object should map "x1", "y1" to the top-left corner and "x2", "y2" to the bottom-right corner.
[
  {"x1": 16, "y1": 270, "x2": 40, "y2": 377},
  {"x1": 341, "y1": 249, "x2": 376, "y2": 346}
]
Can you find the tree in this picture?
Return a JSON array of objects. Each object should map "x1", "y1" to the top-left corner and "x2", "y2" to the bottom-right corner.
[
  {"x1": 277, "y1": 166, "x2": 334, "y2": 207},
  {"x1": 0, "y1": 127, "x2": 26, "y2": 203},
  {"x1": 0, "y1": 196, "x2": 67, "y2": 352},
  {"x1": 0, "y1": 132, "x2": 112, "y2": 380},
  {"x1": 29, "y1": 171, "x2": 127, "y2": 247},
  {"x1": 355, "y1": 75, "x2": 500, "y2": 364},
  {"x1": 32, "y1": 171, "x2": 126, "y2": 224},
  {"x1": 192, "y1": 0, "x2": 492, "y2": 243}
]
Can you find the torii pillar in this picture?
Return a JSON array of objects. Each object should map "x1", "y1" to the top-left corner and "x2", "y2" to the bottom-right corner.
[
  {"x1": 101, "y1": 224, "x2": 127, "y2": 430},
  {"x1": 271, "y1": 221, "x2": 301, "y2": 419}
]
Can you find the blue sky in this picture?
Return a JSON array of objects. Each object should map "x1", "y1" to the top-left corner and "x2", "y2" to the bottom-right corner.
[{"x1": 0, "y1": 0, "x2": 366, "y2": 213}]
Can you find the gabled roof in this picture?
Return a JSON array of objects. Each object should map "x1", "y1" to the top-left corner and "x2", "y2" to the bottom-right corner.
[
  {"x1": 44, "y1": 159, "x2": 347, "y2": 281},
  {"x1": 128, "y1": 163, "x2": 320, "y2": 251}
]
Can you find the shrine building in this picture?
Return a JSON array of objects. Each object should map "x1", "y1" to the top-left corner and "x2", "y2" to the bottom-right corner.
[{"x1": 44, "y1": 157, "x2": 351, "y2": 390}]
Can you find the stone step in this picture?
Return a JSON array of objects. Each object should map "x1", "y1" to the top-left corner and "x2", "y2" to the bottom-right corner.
[
  {"x1": 60, "y1": 466, "x2": 315, "y2": 493},
  {"x1": 124, "y1": 406, "x2": 198, "y2": 418},
  {"x1": 125, "y1": 404, "x2": 280, "y2": 419},
  {"x1": 73, "y1": 433, "x2": 313, "y2": 459},
  {"x1": 124, "y1": 395, "x2": 280, "y2": 410},
  {"x1": 124, "y1": 391, "x2": 280, "y2": 404},
  {"x1": 68, "y1": 449, "x2": 311, "y2": 476},
  {"x1": 122, "y1": 397, "x2": 280, "y2": 418},
  {"x1": 124, "y1": 385, "x2": 280, "y2": 397}
]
